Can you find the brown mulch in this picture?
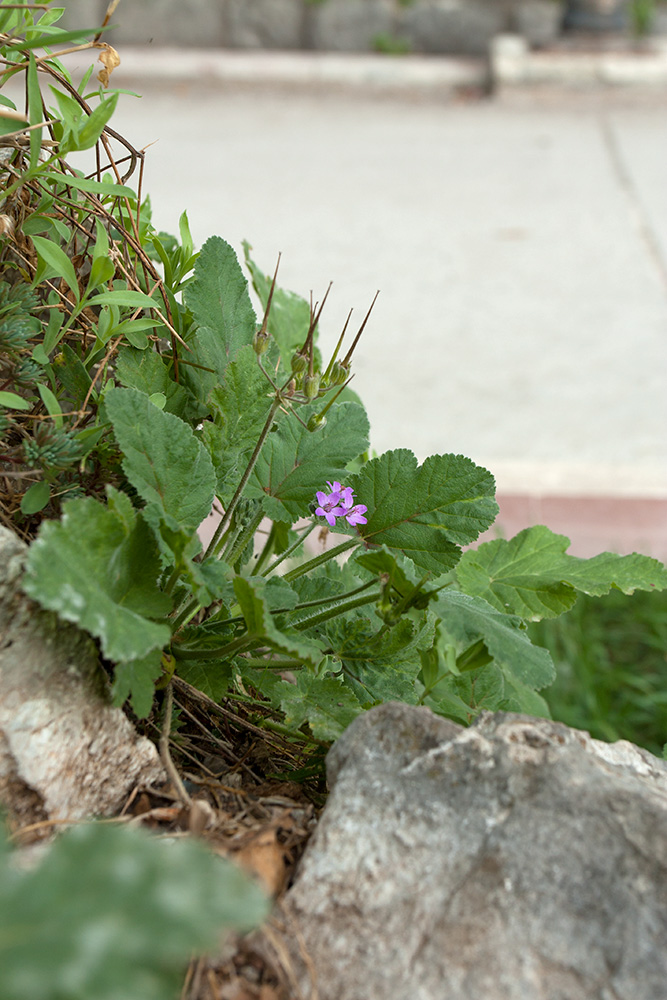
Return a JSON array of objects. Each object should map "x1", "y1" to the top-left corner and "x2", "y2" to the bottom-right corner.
[{"x1": 130, "y1": 675, "x2": 326, "y2": 1000}]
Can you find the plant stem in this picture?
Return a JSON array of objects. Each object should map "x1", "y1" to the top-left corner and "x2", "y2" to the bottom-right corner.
[
  {"x1": 293, "y1": 588, "x2": 381, "y2": 631},
  {"x1": 203, "y1": 394, "x2": 281, "y2": 561},
  {"x1": 171, "y1": 633, "x2": 255, "y2": 661},
  {"x1": 242, "y1": 657, "x2": 303, "y2": 669},
  {"x1": 222, "y1": 690, "x2": 326, "y2": 746},
  {"x1": 260, "y1": 520, "x2": 317, "y2": 576},
  {"x1": 159, "y1": 681, "x2": 192, "y2": 808},
  {"x1": 283, "y1": 537, "x2": 360, "y2": 583},
  {"x1": 223, "y1": 507, "x2": 265, "y2": 567}
]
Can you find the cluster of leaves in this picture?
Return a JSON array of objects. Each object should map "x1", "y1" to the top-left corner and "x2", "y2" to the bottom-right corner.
[
  {"x1": 18, "y1": 224, "x2": 667, "y2": 737},
  {"x1": 0, "y1": 1, "x2": 195, "y2": 532}
]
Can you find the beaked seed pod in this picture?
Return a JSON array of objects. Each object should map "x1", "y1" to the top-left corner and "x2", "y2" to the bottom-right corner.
[
  {"x1": 303, "y1": 373, "x2": 320, "y2": 401},
  {"x1": 307, "y1": 412, "x2": 327, "y2": 432},
  {"x1": 329, "y1": 360, "x2": 349, "y2": 386}
]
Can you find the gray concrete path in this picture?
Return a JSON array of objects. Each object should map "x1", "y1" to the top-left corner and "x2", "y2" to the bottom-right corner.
[{"x1": 77, "y1": 53, "x2": 667, "y2": 501}]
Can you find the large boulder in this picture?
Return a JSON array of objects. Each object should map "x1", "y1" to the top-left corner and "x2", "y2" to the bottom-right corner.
[
  {"x1": 268, "y1": 702, "x2": 667, "y2": 1000},
  {"x1": 0, "y1": 527, "x2": 165, "y2": 834}
]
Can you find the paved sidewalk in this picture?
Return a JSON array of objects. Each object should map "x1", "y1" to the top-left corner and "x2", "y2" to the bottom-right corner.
[{"x1": 78, "y1": 50, "x2": 667, "y2": 555}]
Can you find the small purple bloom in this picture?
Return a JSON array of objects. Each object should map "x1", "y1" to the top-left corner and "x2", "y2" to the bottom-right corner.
[
  {"x1": 315, "y1": 489, "x2": 345, "y2": 526},
  {"x1": 343, "y1": 504, "x2": 368, "y2": 526},
  {"x1": 314, "y1": 481, "x2": 368, "y2": 528}
]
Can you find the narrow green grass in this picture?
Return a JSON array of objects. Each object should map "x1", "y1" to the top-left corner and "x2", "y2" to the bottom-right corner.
[{"x1": 528, "y1": 589, "x2": 667, "y2": 758}]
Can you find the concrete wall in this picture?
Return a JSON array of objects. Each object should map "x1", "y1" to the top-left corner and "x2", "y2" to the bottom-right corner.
[{"x1": 59, "y1": 0, "x2": 566, "y2": 55}]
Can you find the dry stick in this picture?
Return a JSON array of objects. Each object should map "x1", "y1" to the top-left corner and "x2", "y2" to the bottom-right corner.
[
  {"x1": 159, "y1": 680, "x2": 192, "y2": 809},
  {"x1": 71, "y1": 334, "x2": 122, "y2": 427}
]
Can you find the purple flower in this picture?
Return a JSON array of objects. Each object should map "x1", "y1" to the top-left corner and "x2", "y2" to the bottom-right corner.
[
  {"x1": 314, "y1": 482, "x2": 367, "y2": 528},
  {"x1": 315, "y1": 489, "x2": 345, "y2": 527},
  {"x1": 343, "y1": 503, "x2": 368, "y2": 526}
]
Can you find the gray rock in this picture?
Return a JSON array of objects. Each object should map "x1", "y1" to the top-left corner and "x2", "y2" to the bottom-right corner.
[
  {"x1": 225, "y1": 0, "x2": 305, "y2": 50},
  {"x1": 308, "y1": 0, "x2": 396, "y2": 52},
  {"x1": 0, "y1": 527, "x2": 165, "y2": 831},
  {"x1": 268, "y1": 702, "x2": 667, "y2": 1000},
  {"x1": 401, "y1": 0, "x2": 510, "y2": 56}
]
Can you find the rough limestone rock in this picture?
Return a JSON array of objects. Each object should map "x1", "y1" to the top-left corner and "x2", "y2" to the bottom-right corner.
[
  {"x1": 0, "y1": 527, "x2": 165, "y2": 831},
  {"x1": 271, "y1": 702, "x2": 667, "y2": 1000}
]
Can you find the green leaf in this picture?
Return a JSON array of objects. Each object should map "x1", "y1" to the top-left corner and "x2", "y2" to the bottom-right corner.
[
  {"x1": 116, "y1": 346, "x2": 189, "y2": 417},
  {"x1": 247, "y1": 401, "x2": 370, "y2": 522},
  {"x1": 41, "y1": 170, "x2": 136, "y2": 198},
  {"x1": 456, "y1": 525, "x2": 667, "y2": 621},
  {"x1": 20, "y1": 480, "x2": 50, "y2": 515},
  {"x1": 85, "y1": 288, "x2": 156, "y2": 309},
  {"x1": 0, "y1": 391, "x2": 31, "y2": 410},
  {"x1": 233, "y1": 576, "x2": 324, "y2": 666},
  {"x1": 55, "y1": 342, "x2": 93, "y2": 406},
  {"x1": 22, "y1": 494, "x2": 171, "y2": 663},
  {"x1": 105, "y1": 387, "x2": 215, "y2": 533},
  {"x1": 326, "y1": 609, "x2": 435, "y2": 705},
  {"x1": 76, "y1": 91, "x2": 118, "y2": 149},
  {"x1": 203, "y1": 344, "x2": 273, "y2": 500},
  {"x1": 277, "y1": 671, "x2": 364, "y2": 741},
  {"x1": 183, "y1": 236, "x2": 256, "y2": 388},
  {"x1": 26, "y1": 53, "x2": 42, "y2": 170},
  {"x1": 112, "y1": 649, "x2": 163, "y2": 718},
  {"x1": 36, "y1": 381, "x2": 63, "y2": 427},
  {"x1": 347, "y1": 450, "x2": 498, "y2": 575},
  {"x1": 176, "y1": 658, "x2": 233, "y2": 703},
  {"x1": 31, "y1": 234, "x2": 80, "y2": 303},
  {"x1": 435, "y1": 589, "x2": 556, "y2": 690},
  {"x1": 0, "y1": 821, "x2": 268, "y2": 1000},
  {"x1": 442, "y1": 662, "x2": 507, "y2": 715}
]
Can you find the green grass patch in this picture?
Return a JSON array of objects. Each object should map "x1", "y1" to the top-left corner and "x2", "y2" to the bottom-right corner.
[{"x1": 529, "y1": 589, "x2": 667, "y2": 758}]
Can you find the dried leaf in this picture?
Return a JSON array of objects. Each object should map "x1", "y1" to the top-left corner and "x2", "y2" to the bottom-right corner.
[
  {"x1": 235, "y1": 830, "x2": 287, "y2": 897},
  {"x1": 97, "y1": 43, "x2": 121, "y2": 87}
]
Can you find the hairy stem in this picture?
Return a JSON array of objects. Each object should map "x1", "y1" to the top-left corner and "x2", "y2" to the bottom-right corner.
[
  {"x1": 260, "y1": 520, "x2": 318, "y2": 577},
  {"x1": 283, "y1": 537, "x2": 361, "y2": 583},
  {"x1": 203, "y1": 394, "x2": 281, "y2": 561}
]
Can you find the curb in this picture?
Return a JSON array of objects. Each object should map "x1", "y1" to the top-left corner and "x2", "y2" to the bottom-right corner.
[
  {"x1": 111, "y1": 40, "x2": 667, "y2": 95},
  {"x1": 113, "y1": 48, "x2": 488, "y2": 95},
  {"x1": 492, "y1": 34, "x2": 667, "y2": 89}
]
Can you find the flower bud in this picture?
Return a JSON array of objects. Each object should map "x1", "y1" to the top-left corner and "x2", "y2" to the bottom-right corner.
[
  {"x1": 291, "y1": 351, "x2": 308, "y2": 375},
  {"x1": 303, "y1": 372, "x2": 320, "y2": 401}
]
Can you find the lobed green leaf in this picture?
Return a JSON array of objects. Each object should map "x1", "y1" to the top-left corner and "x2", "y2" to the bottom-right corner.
[
  {"x1": 22, "y1": 493, "x2": 171, "y2": 664},
  {"x1": 435, "y1": 589, "x2": 556, "y2": 690},
  {"x1": 456, "y1": 525, "x2": 667, "y2": 621},
  {"x1": 347, "y1": 449, "x2": 498, "y2": 575},
  {"x1": 105, "y1": 387, "x2": 216, "y2": 534},
  {"x1": 247, "y1": 401, "x2": 370, "y2": 523}
]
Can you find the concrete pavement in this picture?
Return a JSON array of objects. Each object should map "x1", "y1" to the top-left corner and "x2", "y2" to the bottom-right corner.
[{"x1": 68, "y1": 50, "x2": 667, "y2": 554}]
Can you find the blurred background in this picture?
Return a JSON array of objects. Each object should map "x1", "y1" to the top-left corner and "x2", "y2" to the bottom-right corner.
[{"x1": 56, "y1": 0, "x2": 667, "y2": 561}]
